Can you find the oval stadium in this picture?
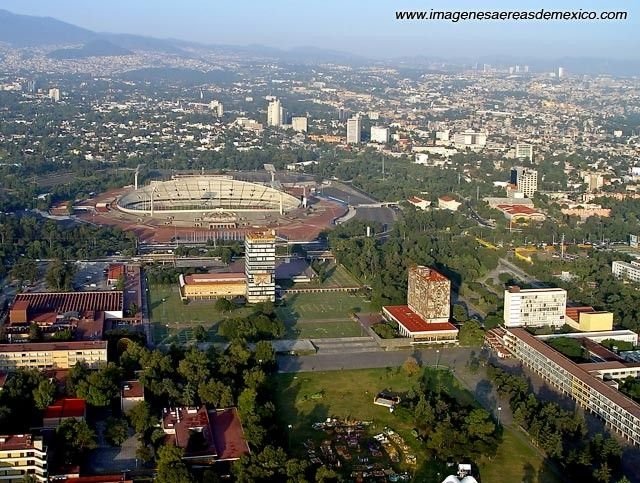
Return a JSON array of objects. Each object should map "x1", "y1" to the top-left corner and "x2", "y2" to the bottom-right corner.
[{"x1": 117, "y1": 175, "x2": 301, "y2": 216}]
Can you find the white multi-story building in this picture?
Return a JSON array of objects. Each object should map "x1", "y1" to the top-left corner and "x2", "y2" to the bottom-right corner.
[
  {"x1": 515, "y1": 143, "x2": 534, "y2": 162},
  {"x1": 612, "y1": 260, "x2": 640, "y2": 283},
  {"x1": 267, "y1": 99, "x2": 283, "y2": 127},
  {"x1": 245, "y1": 231, "x2": 276, "y2": 303},
  {"x1": 48, "y1": 88, "x2": 60, "y2": 102},
  {"x1": 453, "y1": 130, "x2": 487, "y2": 150},
  {"x1": 291, "y1": 116, "x2": 308, "y2": 133},
  {"x1": 558, "y1": 67, "x2": 566, "y2": 78},
  {"x1": 511, "y1": 167, "x2": 538, "y2": 198},
  {"x1": 370, "y1": 126, "x2": 389, "y2": 144},
  {"x1": 209, "y1": 100, "x2": 224, "y2": 117},
  {"x1": 346, "y1": 116, "x2": 362, "y2": 144},
  {"x1": 0, "y1": 434, "x2": 48, "y2": 482},
  {"x1": 503, "y1": 287, "x2": 567, "y2": 328}
]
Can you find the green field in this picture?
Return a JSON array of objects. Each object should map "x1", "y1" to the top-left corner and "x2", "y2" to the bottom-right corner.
[
  {"x1": 273, "y1": 368, "x2": 560, "y2": 483},
  {"x1": 273, "y1": 368, "x2": 422, "y2": 457},
  {"x1": 148, "y1": 284, "x2": 252, "y2": 344},
  {"x1": 275, "y1": 291, "x2": 372, "y2": 339},
  {"x1": 277, "y1": 263, "x2": 361, "y2": 290}
]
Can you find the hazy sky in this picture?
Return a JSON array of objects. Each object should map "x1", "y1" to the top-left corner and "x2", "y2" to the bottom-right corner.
[{"x1": 2, "y1": 0, "x2": 638, "y2": 59}]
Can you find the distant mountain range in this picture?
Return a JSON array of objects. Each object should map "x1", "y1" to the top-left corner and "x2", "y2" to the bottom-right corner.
[
  {"x1": 48, "y1": 39, "x2": 132, "y2": 59},
  {"x1": 0, "y1": 8, "x2": 638, "y2": 75}
]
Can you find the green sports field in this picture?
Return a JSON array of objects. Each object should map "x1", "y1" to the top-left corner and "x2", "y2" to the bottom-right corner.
[
  {"x1": 148, "y1": 284, "x2": 251, "y2": 344},
  {"x1": 276, "y1": 291, "x2": 372, "y2": 339}
]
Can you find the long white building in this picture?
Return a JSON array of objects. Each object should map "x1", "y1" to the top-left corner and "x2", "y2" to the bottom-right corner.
[
  {"x1": 503, "y1": 287, "x2": 567, "y2": 328},
  {"x1": 612, "y1": 260, "x2": 640, "y2": 283}
]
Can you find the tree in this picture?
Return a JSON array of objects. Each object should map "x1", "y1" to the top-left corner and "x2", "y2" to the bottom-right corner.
[
  {"x1": 402, "y1": 356, "x2": 420, "y2": 376},
  {"x1": 33, "y1": 379, "x2": 55, "y2": 410},
  {"x1": 127, "y1": 401, "x2": 156, "y2": 434},
  {"x1": 156, "y1": 445, "x2": 193, "y2": 483},
  {"x1": 45, "y1": 258, "x2": 75, "y2": 291},
  {"x1": 28, "y1": 323, "x2": 42, "y2": 342},
  {"x1": 458, "y1": 320, "x2": 484, "y2": 346},
  {"x1": 194, "y1": 325, "x2": 208, "y2": 342},
  {"x1": 75, "y1": 363, "x2": 122, "y2": 407},
  {"x1": 105, "y1": 417, "x2": 129, "y2": 446},
  {"x1": 254, "y1": 340, "x2": 276, "y2": 366},
  {"x1": 198, "y1": 380, "x2": 234, "y2": 408},
  {"x1": 56, "y1": 419, "x2": 97, "y2": 464},
  {"x1": 452, "y1": 304, "x2": 469, "y2": 323},
  {"x1": 215, "y1": 298, "x2": 234, "y2": 312}
]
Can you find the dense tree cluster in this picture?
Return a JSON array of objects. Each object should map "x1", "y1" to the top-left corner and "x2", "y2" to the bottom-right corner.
[
  {"x1": 0, "y1": 214, "x2": 136, "y2": 278},
  {"x1": 218, "y1": 303, "x2": 285, "y2": 341},
  {"x1": 404, "y1": 369, "x2": 500, "y2": 460},
  {"x1": 488, "y1": 365, "x2": 627, "y2": 482},
  {"x1": 327, "y1": 212, "x2": 499, "y2": 309}
]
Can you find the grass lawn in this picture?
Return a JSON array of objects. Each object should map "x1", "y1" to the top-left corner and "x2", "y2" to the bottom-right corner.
[
  {"x1": 276, "y1": 292, "x2": 372, "y2": 323},
  {"x1": 479, "y1": 427, "x2": 562, "y2": 483},
  {"x1": 277, "y1": 263, "x2": 361, "y2": 290},
  {"x1": 285, "y1": 320, "x2": 365, "y2": 339},
  {"x1": 273, "y1": 368, "x2": 423, "y2": 461},
  {"x1": 274, "y1": 368, "x2": 562, "y2": 483},
  {"x1": 275, "y1": 291, "x2": 372, "y2": 339},
  {"x1": 148, "y1": 284, "x2": 251, "y2": 344}
]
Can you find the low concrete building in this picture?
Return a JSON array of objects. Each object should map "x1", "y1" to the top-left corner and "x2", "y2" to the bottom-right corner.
[{"x1": 179, "y1": 273, "x2": 247, "y2": 301}]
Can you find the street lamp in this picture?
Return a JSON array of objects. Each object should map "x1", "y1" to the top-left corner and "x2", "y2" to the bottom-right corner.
[
  {"x1": 435, "y1": 349, "x2": 440, "y2": 370},
  {"x1": 497, "y1": 406, "x2": 502, "y2": 426},
  {"x1": 287, "y1": 424, "x2": 293, "y2": 449}
]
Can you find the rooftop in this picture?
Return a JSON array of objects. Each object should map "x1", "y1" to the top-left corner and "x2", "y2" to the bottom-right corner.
[
  {"x1": 0, "y1": 434, "x2": 38, "y2": 451},
  {"x1": 121, "y1": 380, "x2": 144, "y2": 399},
  {"x1": 383, "y1": 305, "x2": 457, "y2": 334},
  {"x1": 410, "y1": 265, "x2": 448, "y2": 282},
  {"x1": 184, "y1": 273, "x2": 246, "y2": 284},
  {"x1": 11, "y1": 291, "x2": 123, "y2": 315},
  {"x1": 43, "y1": 398, "x2": 87, "y2": 420}
]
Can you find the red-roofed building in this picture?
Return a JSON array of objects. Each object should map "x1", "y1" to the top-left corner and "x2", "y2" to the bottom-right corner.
[
  {"x1": 121, "y1": 380, "x2": 144, "y2": 413},
  {"x1": 43, "y1": 398, "x2": 86, "y2": 428},
  {"x1": 382, "y1": 305, "x2": 458, "y2": 343},
  {"x1": 162, "y1": 406, "x2": 250, "y2": 465},
  {"x1": 438, "y1": 195, "x2": 462, "y2": 211},
  {"x1": 496, "y1": 204, "x2": 546, "y2": 222},
  {"x1": 407, "y1": 196, "x2": 430, "y2": 210}
]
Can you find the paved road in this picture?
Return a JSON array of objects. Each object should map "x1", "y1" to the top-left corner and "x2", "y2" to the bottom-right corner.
[{"x1": 497, "y1": 258, "x2": 545, "y2": 288}]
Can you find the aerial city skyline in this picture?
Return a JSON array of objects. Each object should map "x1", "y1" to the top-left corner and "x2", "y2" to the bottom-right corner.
[{"x1": 0, "y1": 3, "x2": 639, "y2": 483}]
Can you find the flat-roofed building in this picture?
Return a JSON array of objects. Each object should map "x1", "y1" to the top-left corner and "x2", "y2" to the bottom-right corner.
[
  {"x1": 179, "y1": 273, "x2": 246, "y2": 301},
  {"x1": 503, "y1": 287, "x2": 567, "y2": 328},
  {"x1": 515, "y1": 143, "x2": 534, "y2": 161},
  {"x1": 564, "y1": 306, "x2": 614, "y2": 332},
  {"x1": 612, "y1": 260, "x2": 640, "y2": 283},
  {"x1": 0, "y1": 434, "x2": 47, "y2": 482},
  {"x1": 504, "y1": 327, "x2": 640, "y2": 445},
  {"x1": 382, "y1": 305, "x2": 458, "y2": 344},
  {"x1": 291, "y1": 116, "x2": 308, "y2": 133},
  {"x1": 407, "y1": 266, "x2": 451, "y2": 323},
  {"x1": 0, "y1": 341, "x2": 107, "y2": 371},
  {"x1": 245, "y1": 231, "x2": 276, "y2": 303}
]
